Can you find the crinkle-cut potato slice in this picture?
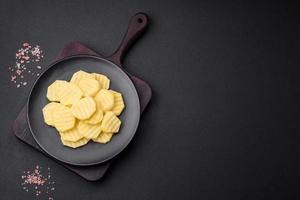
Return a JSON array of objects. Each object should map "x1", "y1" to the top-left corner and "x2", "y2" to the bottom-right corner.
[
  {"x1": 101, "y1": 111, "x2": 121, "y2": 133},
  {"x1": 53, "y1": 105, "x2": 76, "y2": 132},
  {"x1": 86, "y1": 100, "x2": 103, "y2": 124},
  {"x1": 59, "y1": 83, "x2": 83, "y2": 106},
  {"x1": 61, "y1": 137, "x2": 89, "y2": 148},
  {"x1": 94, "y1": 89, "x2": 114, "y2": 111},
  {"x1": 70, "y1": 70, "x2": 93, "y2": 85},
  {"x1": 78, "y1": 120, "x2": 102, "y2": 139},
  {"x1": 78, "y1": 77, "x2": 100, "y2": 97},
  {"x1": 71, "y1": 97, "x2": 96, "y2": 120},
  {"x1": 92, "y1": 132, "x2": 113, "y2": 144},
  {"x1": 42, "y1": 102, "x2": 62, "y2": 126},
  {"x1": 92, "y1": 73, "x2": 110, "y2": 89},
  {"x1": 59, "y1": 123, "x2": 83, "y2": 142},
  {"x1": 110, "y1": 90, "x2": 125, "y2": 116},
  {"x1": 46, "y1": 80, "x2": 68, "y2": 101}
]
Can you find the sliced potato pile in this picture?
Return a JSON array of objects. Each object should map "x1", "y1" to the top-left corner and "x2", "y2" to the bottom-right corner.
[{"x1": 42, "y1": 70, "x2": 125, "y2": 148}]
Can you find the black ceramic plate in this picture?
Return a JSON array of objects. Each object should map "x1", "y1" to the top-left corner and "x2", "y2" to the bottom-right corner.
[{"x1": 27, "y1": 55, "x2": 140, "y2": 166}]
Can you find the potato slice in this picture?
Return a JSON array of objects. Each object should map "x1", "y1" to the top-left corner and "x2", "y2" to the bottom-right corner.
[
  {"x1": 78, "y1": 120, "x2": 102, "y2": 139},
  {"x1": 70, "y1": 70, "x2": 93, "y2": 85},
  {"x1": 61, "y1": 137, "x2": 89, "y2": 148},
  {"x1": 59, "y1": 83, "x2": 83, "y2": 106},
  {"x1": 71, "y1": 97, "x2": 96, "y2": 120},
  {"x1": 110, "y1": 90, "x2": 125, "y2": 116},
  {"x1": 46, "y1": 80, "x2": 68, "y2": 101},
  {"x1": 78, "y1": 77, "x2": 100, "y2": 97},
  {"x1": 92, "y1": 132, "x2": 113, "y2": 144},
  {"x1": 94, "y1": 89, "x2": 114, "y2": 111},
  {"x1": 53, "y1": 105, "x2": 76, "y2": 132},
  {"x1": 42, "y1": 102, "x2": 62, "y2": 126},
  {"x1": 59, "y1": 123, "x2": 83, "y2": 142},
  {"x1": 85, "y1": 100, "x2": 103, "y2": 124},
  {"x1": 92, "y1": 73, "x2": 110, "y2": 89},
  {"x1": 101, "y1": 111, "x2": 121, "y2": 133}
]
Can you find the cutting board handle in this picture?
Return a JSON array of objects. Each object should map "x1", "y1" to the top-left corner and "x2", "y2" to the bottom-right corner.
[{"x1": 107, "y1": 13, "x2": 148, "y2": 66}]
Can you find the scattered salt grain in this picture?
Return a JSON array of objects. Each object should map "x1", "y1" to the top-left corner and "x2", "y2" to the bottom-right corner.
[
  {"x1": 9, "y1": 42, "x2": 44, "y2": 88},
  {"x1": 21, "y1": 165, "x2": 55, "y2": 199}
]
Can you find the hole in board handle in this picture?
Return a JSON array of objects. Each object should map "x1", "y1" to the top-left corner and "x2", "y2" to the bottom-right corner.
[{"x1": 137, "y1": 18, "x2": 143, "y2": 23}]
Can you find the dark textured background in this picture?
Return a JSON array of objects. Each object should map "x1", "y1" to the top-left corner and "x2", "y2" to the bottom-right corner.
[{"x1": 0, "y1": 0, "x2": 300, "y2": 199}]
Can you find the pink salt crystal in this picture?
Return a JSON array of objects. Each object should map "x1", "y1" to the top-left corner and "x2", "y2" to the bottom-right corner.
[{"x1": 10, "y1": 43, "x2": 45, "y2": 88}]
